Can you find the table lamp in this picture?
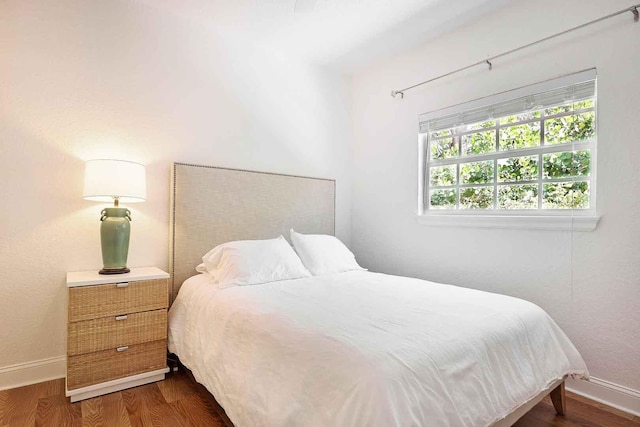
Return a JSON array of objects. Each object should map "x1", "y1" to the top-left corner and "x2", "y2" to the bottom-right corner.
[{"x1": 83, "y1": 159, "x2": 146, "y2": 274}]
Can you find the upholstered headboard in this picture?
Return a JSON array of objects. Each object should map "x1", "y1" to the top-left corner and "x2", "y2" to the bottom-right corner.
[{"x1": 169, "y1": 163, "x2": 335, "y2": 301}]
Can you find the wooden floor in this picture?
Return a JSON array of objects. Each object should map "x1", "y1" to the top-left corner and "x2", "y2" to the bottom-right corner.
[{"x1": 1, "y1": 371, "x2": 638, "y2": 426}]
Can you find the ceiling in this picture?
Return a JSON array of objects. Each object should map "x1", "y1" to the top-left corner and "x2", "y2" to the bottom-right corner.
[{"x1": 145, "y1": 0, "x2": 512, "y2": 72}]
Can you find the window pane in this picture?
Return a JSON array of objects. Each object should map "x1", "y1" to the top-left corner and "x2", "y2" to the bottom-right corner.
[
  {"x1": 430, "y1": 189, "x2": 456, "y2": 209},
  {"x1": 429, "y1": 165, "x2": 456, "y2": 187},
  {"x1": 544, "y1": 112, "x2": 595, "y2": 145},
  {"x1": 499, "y1": 111, "x2": 541, "y2": 125},
  {"x1": 545, "y1": 103, "x2": 573, "y2": 116},
  {"x1": 430, "y1": 129, "x2": 451, "y2": 138},
  {"x1": 543, "y1": 150, "x2": 590, "y2": 179},
  {"x1": 460, "y1": 160, "x2": 494, "y2": 184},
  {"x1": 460, "y1": 187, "x2": 493, "y2": 209},
  {"x1": 545, "y1": 99, "x2": 594, "y2": 116},
  {"x1": 462, "y1": 131, "x2": 496, "y2": 156},
  {"x1": 430, "y1": 137, "x2": 458, "y2": 160},
  {"x1": 498, "y1": 155, "x2": 539, "y2": 182},
  {"x1": 543, "y1": 181, "x2": 590, "y2": 209},
  {"x1": 498, "y1": 184, "x2": 538, "y2": 209},
  {"x1": 499, "y1": 122, "x2": 541, "y2": 151},
  {"x1": 573, "y1": 99, "x2": 594, "y2": 110},
  {"x1": 465, "y1": 120, "x2": 496, "y2": 131}
]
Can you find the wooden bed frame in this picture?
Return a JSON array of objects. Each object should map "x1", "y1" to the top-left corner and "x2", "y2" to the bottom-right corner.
[
  {"x1": 168, "y1": 162, "x2": 567, "y2": 426},
  {"x1": 493, "y1": 379, "x2": 565, "y2": 427}
]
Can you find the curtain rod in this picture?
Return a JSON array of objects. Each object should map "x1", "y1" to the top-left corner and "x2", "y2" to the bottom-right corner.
[{"x1": 391, "y1": 4, "x2": 639, "y2": 99}]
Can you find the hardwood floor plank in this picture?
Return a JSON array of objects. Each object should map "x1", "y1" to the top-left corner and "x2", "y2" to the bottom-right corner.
[
  {"x1": 156, "y1": 373, "x2": 198, "y2": 404},
  {"x1": 148, "y1": 400, "x2": 189, "y2": 427},
  {"x1": 38, "y1": 379, "x2": 65, "y2": 398},
  {"x1": 35, "y1": 395, "x2": 82, "y2": 427},
  {"x1": 3, "y1": 381, "x2": 56, "y2": 426},
  {"x1": 0, "y1": 390, "x2": 16, "y2": 426},
  {"x1": 563, "y1": 395, "x2": 639, "y2": 427},
  {"x1": 171, "y1": 394, "x2": 227, "y2": 427},
  {"x1": 568, "y1": 391, "x2": 640, "y2": 422},
  {"x1": 99, "y1": 392, "x2": 132, "y2": 427},
  {"x1": 1, "y1": 371, "x2": 638, "y2": 427},
  {"x1": 81, "y1": 397, "x2": 104, "y2": 427},
  {"x1": 122, "y1": 383, "x2": 167, "y2": 427},
  {"x1": 515, "y1": 394, "x2": 640, "y2": 427},
  {"x1": 177, "y1": 370, "x2": 234, "y2": 427}
]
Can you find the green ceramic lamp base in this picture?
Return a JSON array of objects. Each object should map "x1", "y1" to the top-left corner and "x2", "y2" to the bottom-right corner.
[
  {"x1": 99, "y1": 267, "x2": 131, "y2": 275},
  {"x1": 99, "y1": 206, "x2": 132, "y2": 276}
]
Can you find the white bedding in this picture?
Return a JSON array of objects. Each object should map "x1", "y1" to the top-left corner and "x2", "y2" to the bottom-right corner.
[{"x1": 168, "y1": 271, "x2": 587, "y2": 427}]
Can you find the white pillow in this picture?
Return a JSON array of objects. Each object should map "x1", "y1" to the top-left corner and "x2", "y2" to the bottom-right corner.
[
  {"x1": 195, "y1": 263, "x2": 216, "y2": 280},
  {"x1": 290, "y1": 229, "x2": 365, "y2": 276},
  {"x1": 196, "y1": 263, "x2": 209, "y2": 274},
  {"x1": 201, "y1": 236, "x2": 311, "y2": 288}
]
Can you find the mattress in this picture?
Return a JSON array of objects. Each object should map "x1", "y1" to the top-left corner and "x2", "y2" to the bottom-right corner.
[{"x1": 168, "y1": 271, "x2": 587, "y2": 427}]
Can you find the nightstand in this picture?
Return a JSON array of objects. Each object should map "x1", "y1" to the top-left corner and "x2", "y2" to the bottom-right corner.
[{"x1": 65, "y1": 266, "x2": 170, "y2": 402}]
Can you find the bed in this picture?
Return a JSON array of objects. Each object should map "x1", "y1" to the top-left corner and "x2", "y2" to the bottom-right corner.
[{"x1": 167, "y1": 163, "x2": 588, "y2": 427}]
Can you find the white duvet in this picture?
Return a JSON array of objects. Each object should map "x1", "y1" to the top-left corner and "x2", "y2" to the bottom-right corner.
[{"x1": 168, "y1": 271, "x2": 587, "y2": 427}]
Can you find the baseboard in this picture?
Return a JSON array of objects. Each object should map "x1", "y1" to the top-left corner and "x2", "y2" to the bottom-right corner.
[
  {"x1": 567, "y1": 376, "x2": 640, "y2": 417},
  {"x1": 66, "y1": 368, "x2": 169, "y2": 402},
  {"x1": 0, "y1": 356, "x2": 66, "y2": 391}
]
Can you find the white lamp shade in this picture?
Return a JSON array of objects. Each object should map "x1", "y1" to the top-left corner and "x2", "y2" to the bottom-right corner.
[{"x1": 83, "y1": 159, "x2": 146, "y2": 203}]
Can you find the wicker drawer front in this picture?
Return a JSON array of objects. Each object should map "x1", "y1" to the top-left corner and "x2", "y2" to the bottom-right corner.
[
  {"x1": 67, "y1": 309, "x2": 167, "y2": 356},
  {"x1": 68, "y1": 279, "x2": 168, "y2": 322},
  {"x1": 67, "y1": 340, "x2": 166, "y2": 390}
]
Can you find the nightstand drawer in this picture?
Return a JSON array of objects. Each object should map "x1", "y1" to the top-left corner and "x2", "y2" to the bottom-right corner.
[
  {"x1": 67, "y1": 340, "x2": 166, "y2": 390},
  {"x1": 67, "y1": 309, "x2": 167, "y2": 356},
  {"x1": 68, "y1": 279, "x2": 168, "y2": 322}
]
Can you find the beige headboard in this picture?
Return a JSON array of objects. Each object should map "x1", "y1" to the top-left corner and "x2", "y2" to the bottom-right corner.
[{"x1": 169, "y1": 163, "x2": 335, "y2": 301}]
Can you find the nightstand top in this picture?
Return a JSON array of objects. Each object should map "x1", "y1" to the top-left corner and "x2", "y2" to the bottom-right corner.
[{"x1": 67, "y1": 267, "x2": 169, "y2": 287}]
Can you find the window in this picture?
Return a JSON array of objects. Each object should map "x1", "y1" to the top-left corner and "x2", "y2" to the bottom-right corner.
[{"x1": 418, "y1": 70, "x2": 598, "y2": 229}]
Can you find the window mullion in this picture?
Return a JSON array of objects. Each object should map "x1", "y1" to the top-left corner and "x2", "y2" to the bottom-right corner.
[
  {"x1": 423, "y1": 134, "x2": 430, "y2": 212},
  {"x1": 428, "y1": 140, "x2": 592, "y2": 167},
  {"x1": 456, "y1": 135, "x2": 461, "y2": 210},
  {"x1": 493, "y1": 126, "x2": 499, "y2": 210},
  {"x1": 538, "y1": 116, "x2": 545, "y2": 210},
  {"x1": 493, "y1": 159, "x2": 498, "y2": 210},
  {"x1": 542, "y1": 176, "x2": 591, "y2": 184},
  {"x1": 456, "y1": 164, "x2": 460, "y2": 210},
  {"x1": 538, "y1": 153, "x2": 543, "y2": 210}
]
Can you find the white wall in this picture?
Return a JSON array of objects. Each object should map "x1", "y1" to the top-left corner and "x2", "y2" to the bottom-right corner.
[
  {"x1": 0, "y1": 0, "x2": 351, "y2": 378},
  {"x1": 351, "y1": 0, "x2": 640, "y2": 393}
]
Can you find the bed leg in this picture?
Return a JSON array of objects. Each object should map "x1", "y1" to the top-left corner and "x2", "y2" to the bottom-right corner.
[{"x1": 550, "y1": 381, "x2": 566, "y2": 416}]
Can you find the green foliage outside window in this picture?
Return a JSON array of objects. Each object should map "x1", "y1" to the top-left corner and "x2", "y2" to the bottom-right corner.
[
  {"x1": 498, "y1": 185, "x2": 538, "y2": 209},
  {"x1": 498, "y1": 156, "x2": 538, "y2": 182},
  {"x1": 544, "y1": 99, "x2": 594, "y2": 116},
  {"x1": 500, "y1": 111, "x2": 541, "y2": 125},
  {"x1": 500, "y1": 122, "x2": 540, "y2": 151},
  {"x1": 460, "y1": 161, "x2": 493, "y2": 184},
  {"x1": 543, "y1": 150, "x2": 590, "y2": 179},
  {"x1": 430, "y1": 189, "x2": 456, "y2": 209},
  {"x1": 545, "y1": 112, "x2": 595, "y2": 145},
  {"x1": 543, "y1": 182, "x2": 589, "y2": 209},
  {"x1": 460, "y1": 187, "x2": 493, "y2": 209},
  {"x1": 430, "y1": 138, "x2": 458, "y2": 160},
  {"x1": 430, "y1": 129, "x2": 451, "y2": 138},
  {"x1": 466, "y1": 120, "x2": 496, "y2": 131},
  {"x1": 430, "y1": 165, "x2": 456, "y2": 187},
  {"x1": 462, "y1": 131, "x2": 495, "y2": 156},
  {"x1": 427, "y1": 97, "x2": 595, "y2": 211}
]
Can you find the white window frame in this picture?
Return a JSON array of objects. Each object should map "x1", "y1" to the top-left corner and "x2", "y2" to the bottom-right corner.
[{"x1": 417, "y1": 69, "x2": 600, "y2": 231}]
